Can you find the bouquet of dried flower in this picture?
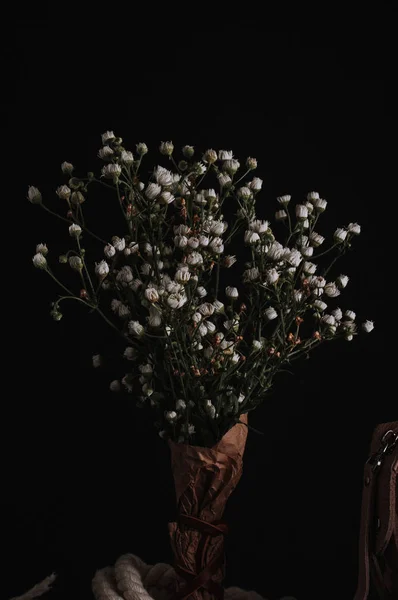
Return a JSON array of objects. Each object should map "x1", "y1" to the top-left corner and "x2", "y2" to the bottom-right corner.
[{"x1": 28, "y1": 133, "x2": 374, "y2": 600}]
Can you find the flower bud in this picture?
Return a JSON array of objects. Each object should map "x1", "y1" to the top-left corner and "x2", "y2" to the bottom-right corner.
[
  {"x1": 69, "y1": 256, "x2": 83, "y2": 271},
  {"x1": 61, "y1": 161, "x2": 74, "y2": 175},
  {"x1": 136, "y1": 142, "x2": 148, "y2": 155},
  {"x1": 95, "y1": 259, "x2": 109, "y2": 279},
  {"x1": 101, "y1": 131, "x2": 115, "y2": 145},
  {"x1": 69, "y1": 223, "x2": 82, "y2": 238},
  {"x1": 203, "y1": 148, "x2": 217, "y2": 163},
  {"x1": 183, "y1": 145, "x2": 195, "y2": 158},
  {"x1": 27, "y1": 186, "x2": 42, "y2": 204},
  {"x1": 334, "y1": 228, "x2": 348, "y2": 243},
  {"x1": 362, "y1": 320, "x2": 374, "y2": 333},
  {"x1": 32, "y1": 252, "x2": 47, "y2": 269},
  {"x1": 36, "y1": 243, "x2": 48, "y2": 256},
  {"x1": 160, "y1": 141, "x2": 174, "y2": 156},
  {"x1": 246, "y1": 157, "x2": 257, "y2": 170},
  {"x1": 70, "y1": 191, "x2": 85, "y2": 205}
]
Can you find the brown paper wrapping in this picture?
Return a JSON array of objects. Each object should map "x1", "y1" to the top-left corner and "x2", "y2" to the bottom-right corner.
[{"x1": 168, "y1": 414, "x2": 248, "y2": 600}]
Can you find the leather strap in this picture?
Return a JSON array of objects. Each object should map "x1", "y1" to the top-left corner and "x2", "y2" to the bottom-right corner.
[
  {"x1": 172, "y1": 514, "x2": 229, "y2": 600},
  {"x1": 354, "y1": 423, "x2": 398, "y2": 600}
]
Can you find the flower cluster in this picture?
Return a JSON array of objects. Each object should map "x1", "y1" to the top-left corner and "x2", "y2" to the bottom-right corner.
[{"x1": 29, "y1": 134, "x2": 374, "y2": 446}]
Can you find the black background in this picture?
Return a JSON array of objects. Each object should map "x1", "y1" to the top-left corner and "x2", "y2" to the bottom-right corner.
[{"x1": 6, "y1": 10, "x2": 393, "y2": 600}]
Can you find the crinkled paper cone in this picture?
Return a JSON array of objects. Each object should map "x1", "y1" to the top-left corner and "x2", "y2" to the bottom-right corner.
[{"x1": 168, "y1": 414, "x2": 248, "y2": 600}]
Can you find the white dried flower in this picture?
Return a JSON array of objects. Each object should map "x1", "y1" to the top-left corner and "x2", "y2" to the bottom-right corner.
[
  {"x1": 204, "y1": 346, "x2": 214, "y2": 359},
  {"x1": 61, "y1": 161, "x2": 74, "y2": 174},
  {"x1": 347, "y1": 222, "x2": 361, "y2": 235},
  {"x1": 101, "y1": 131, "x2": 115, "y2": 144},
  {"x1": 201, "y1": 148, "x2": 216, "y2": 163},
  {"x1": 345, "y1": 334, "x2": 354, "y2": 341},
  {"x1": 69, "y1": 223, "x2": 82, "y2": 238},
  {"x1": 237, "y1": 186, "x2": 252, "y2": 200},
  {"x1": 110, "y1": 380, "x2": 121, "y2": 392},
  {"x1": 296, "y1": 204, "x2": 308, "y2": 219},
  {"x1": 226, "y1": 286, "x2": 239, "y2": 299},
  {"x1": 252, "y1": 340, "x2": 263, "y2": 351},
  {"x1": 175, "y1": 268, "x2": 191, "y2": 283},
  {"x1": 275, "y1": 209, "x2": 288, "y2": 221},
  {"x1": 92, "y1": 354, "x2": 102, "y2": 368},
  {"x1": 167, "y1": 293, "x2": 187, "y2": 309},
  {"x1": 303, "y1": 261, "x2": 317, "y2": 274},
  {"x1": 244, "y1": 267, "x2": 260, "y2": 281},
  {"x1": 345, "y1": 310, "x2": 356, "y2": 321},
  {"x1": 187, "y1": 251, "x2": 203, "y2": 266},
  {"x1": 249, "y1": 177, "x2": 263, "y2": 191},
  {"x1": 159, "y1": 191, "x2": 175, "y2": 204},
  {"x1": 213, "y1": 300, "x2": 225, "y2": 313},
  {"x1": 294, "y1": 290, "x2": 304, "y2": 303},
  {"x1": 128, "y1": 320, "x2": 145, "y2": 337},
  {"x1": 98, "y1": 145, "x2": 114, "y2": 159},
  {"x1": 36, "y1": 243, "x2": 48, "y2": 256},
  {"x1": 32, "y1": 252, "x2": 47, "y2": 269},
  {"x1": 246, "y1": 157, "x2": 257, "y2": 169},
  {"x1": 160, "y1": 141, "x2": 174, "y2": 156},
  {"x1": 196, "y1": 286, "x2": 207, "y2": 298},
  {"x1": 266, "y1": 268, "x2": 279, "y2": 284},
  {"x1": 308, "y1": 275, "x2": 326, "y2": 288},
  {"x1": 313, "y1": 198, "x2": 327, "y2": 212},
  {"x1": 139, "y1": 363, "x2": 153, "y2": 375},
  {"x1": 307, "y1": 191, "x2": 320, "y2": 202},
  {"x1": 250, "y1": 219, "x2": 269, "y2": 234},
  {"x1": 104, "y1": 244, "x2": 116, "y2": 258},
  {"x1": 205, "y1": 400, "x2": 216, "y2": 419},
  {"x1": 198, "y1": 302, "x2": 215, "y2": 316},
  {"x1": 218, "y1": 150, "x2": 233, "y2": 160},
  {"x1": 142, "y1": 382, "x2": 153, "y2": 396},
  {"x1": 120, "y1": 150, "x2": 134, "y2": 165},
  {"x1": 69, "y1": 255, "x2": 83, "y2": 271},
  {"x1": 264, "y1": 307, "x2": 278, "y2": 321},
  {"x1": 244, "y1": 230, "x2": 260, "y2": 245},
  {"x1": 148, "y1": 306, "x2": 162, "y2": 327},
  {"x1": 310, "y1": 232, "x2": 325, "y2": 247},
  {"x1": 208, "y1": 220, "x2": 228, "y2": 235},
  {"x1": 302, "y1": 219, "x2": 310, "y2": 229},
  {"x1": 331, "y1": 307, "x2": 343, "y2": 321},
  {"x1": 176, "y1": 399, "x2": 187, "y2": 411},
  {"x1": 334, "y1": 228, "x2": 348, "y2": 243},
  {"x1": 112, "y1": 236, "x2": 126, "y2": 252},
  {"x1": 165, "y1": 410, "x2": 177, "y2": 423},
  {"x1": 188, "y1": 237, "x2": 200, "y2": 249},
  {"x1": 209, "y1": 237, "x2": 224, "y2": 254},
  {"x1": 362, "y1": 320, "x2": 374, "y2": 333},
  {"x1": 267, "y1": 241, "x2": 285, "y2": 261},
  {"x1": 192, "y1": 313, "x2": 203, "y2": 325},
  {"x1": 314, "y1": 300, "x2": 327, "y2": 311},
  {"x1": 336, "y1": 274, "x2": 349, "y2": 289},
  {"x1": 231, "y1": 352, "x2": 240, "y2": 364},
  {"x1": 95, "y1": 260, "x2": 109, "y2": 279},
  {"x1": 277, "y1": 195, "x2": 291, "y2": 206},
  {"x1": 205, "y1": 321, "x2": 216, "y2": 334},
  {"x1": 322, "y1": 314, "x2": 336, "y2": 326},
  {"x1": 130, "y1": 278, "x2": 142, "y2": 292},
  {"x1": 223, "y1": 158, "x2": 240, "y2": 175},
  {"x1": 301, "y1": 246, "x2": 314, "y2": 258},
  {"x1": 123, "y1": 347, "x2": 136, "y2": 360},
  {"x1": 56, "y1": 185, "x2": 71, "y2": 200},
  {"x1": 28, "y1": 185, "x2": 43, "y2": 204},
  {"x1": 145, "y1": 287, "x2": 160, "y2": 303},
  {"x1": 116, "y1": 265, "x2": 133, "y2": 285},
  {"x1": 174, "y1": 235, "x2": 188, "y2": 248},
  {"x1": 198, "y1": 323, "x2": 208, "y2": 337},
  {"x1": 154, "y1": 166, "x2": 173, "y2": 186},
  {"x1": 102, "y1": 163, "x2": 121, "y2": 179},
  {"x1": 287, "y1": 248, "x2": 302, "y2": 267},
  {"x1": 136, "y1": 142, "x2": 148, "y2": 155},
  {"x1": 218, "y1": 173, "x2": 232, "y2": 187},
  {"x1": 140, "y1": 263, "x2": 153, "y2": 276},
  {"x1": 145, "y1": 182, "x2": 162, "y2": 200}
]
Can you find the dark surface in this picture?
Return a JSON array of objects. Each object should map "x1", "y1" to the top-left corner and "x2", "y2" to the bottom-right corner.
[{"x1": 6, "y1": 12, "x2": 391, "y2": 600}]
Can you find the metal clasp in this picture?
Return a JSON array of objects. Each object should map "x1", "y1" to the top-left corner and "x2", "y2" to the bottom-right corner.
[{"x1": 366, "y1": 429, "x2": 398, "y2": 473}]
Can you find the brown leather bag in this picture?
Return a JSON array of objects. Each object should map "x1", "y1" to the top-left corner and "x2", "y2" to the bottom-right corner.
[{"x1": 354, "y1": 421, "x2": 398, "y2": 600}]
